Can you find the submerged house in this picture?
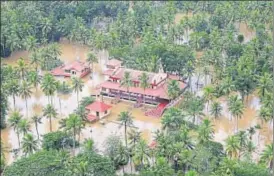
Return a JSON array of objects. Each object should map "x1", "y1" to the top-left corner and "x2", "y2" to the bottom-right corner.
[
  {"x1": 85, "y1": 100, "x2": 112, "y2": 122},
  {"x1": 51, "y1": 60, "x2": 90, "y2": 78},
  {"x1": 98, "y1": 59, "x2": 187, "y2": 117}
]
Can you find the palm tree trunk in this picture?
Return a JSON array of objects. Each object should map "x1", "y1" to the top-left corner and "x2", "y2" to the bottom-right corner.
[
  {"x1": 125, "y1": 124, "x2": 127, "y2": 147},
  {"x1": 49, "y1": 117, "x2": 52, "y2": 132},
  {"x1": 236, "y1": 116, "x2": 239, "y2": 133},
  {"x1": 35, "y1": 123, "x2": 39, "y2": 140},
  {"x1": 59, "y1": 98, "x2": 62, "y2": 114},
  {"x1": 13, "y1": 95, "x2": 16, "y2": 109},
  {"x1": 127, "y1": 89, "x2": 130, "y2": 101},
  {"x1": 77, "y1": 91, "x2": 79, "y2": 108},
  {"x1": 73, "y1": 128, "x2": 76, "y2": 156},
  {"x1": 25, "y1": 98, "x2": 28, "y2": 118},
  {"x1": 17, "y1": 131, "x2": 20, "y2": 147}
]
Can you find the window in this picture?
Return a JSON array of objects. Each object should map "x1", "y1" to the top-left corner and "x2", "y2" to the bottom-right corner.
[
  {"x1": 104, "y1": 110, "x2": 107, "y2": 114},
  {"x1": 96, "y1": 112, "x2": 99, "y2": 117}
]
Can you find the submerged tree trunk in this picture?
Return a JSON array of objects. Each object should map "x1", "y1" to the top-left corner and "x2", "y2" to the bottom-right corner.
[
  {"x1": 124, "y1": 124, "x2": 127, "y2": 147},
  {"x1": 59, "y1": 97, "x2": 62, "y2": 114},
  {"x1": 25, "y1": 99, "x2": 28, "y2": 118},
  {"x1": 13, "y1": 95, "x2": 16, "y2": 109},
  {"x1": 17, "y1": 131, "x2": 20, "y2": 147},
  {"x1": 35, "y1": 123, "x2": 39, "y2": 140},
  {"x1": 73, "y1": 128, "x2": 76, "y2": 156},
  {"x1": 49, "y1": 117, "x2": 52, "y2": 132}
]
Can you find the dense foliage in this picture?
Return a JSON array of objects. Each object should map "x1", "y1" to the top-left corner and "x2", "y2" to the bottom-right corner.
[{"x1": 1, "y1": 1, "x2": 273, "y2": 176}]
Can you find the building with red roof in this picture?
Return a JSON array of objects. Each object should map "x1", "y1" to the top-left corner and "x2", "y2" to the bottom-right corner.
[
  {"x1": 105, "y1": 59, "x2": 122, "y2": 69},
  {"x1": 85, "y1": 101, "x2": 112, "y2": 122},
  {"x1": 51, "y1": 60, "x2": 90, "y2": 78}
]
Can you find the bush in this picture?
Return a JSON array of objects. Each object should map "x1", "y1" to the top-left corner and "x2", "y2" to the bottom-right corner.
[{"x1": 42, "y1": 131, "x2": 78, "y2": 150}]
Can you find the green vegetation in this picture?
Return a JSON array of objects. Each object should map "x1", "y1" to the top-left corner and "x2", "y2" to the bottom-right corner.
[{"x1": 1, "y1": 1, "x2": 273, "y2": 176}]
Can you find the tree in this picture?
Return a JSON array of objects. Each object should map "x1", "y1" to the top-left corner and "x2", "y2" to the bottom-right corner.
[
  {"x1": 210, "y1": 101, "x2": 223, "y2": 119},
  {"x1": 140, "y1": 157, "x2": 174, "y2": 176},
  {"x1": 115, "y1": 143, "x2": 129, "y2": 174},
  {"x1": 6, "y1": 79, "x2": 19, "y2": 109},
  {"x1": 86, "y1": 52, "x2": 98, "y2": 75},
  {"x1": 120, "y1": 71, "x2": 133, "y2": 100},
  {"x1": 31, "y1": 115, "x2": 42, "y2": 140},
  {"x1": 202, "y1": 85, "x2": 215, "y2": 112},
  {"x1": 139, "y1": 72, "x2": 150, "y2": 104},
  {"x1": 22, "y1": 133, "x2": 38, "y2": 156},
  {"x1": 133, "y1": 139, "x2": 150, "y2": 169},
  {"x1": 257, "y1": 72, "x2": 272, "y2": 98},
  {"x1": 42, "y1": 131, "x2": 75, "y2": 151},
  {"x1": 225, "y1": 135, "x2": 241, "y2": 159},
  {"x1": 17, "y1": 58, "x2": 27, "y2": 80},
  {"x1": 197, "y1": 119, "x2": 214, "y2": 144},
  {"x1": 41, "y1": 73, "x2": 57, "y2": 105},
  {"x1": 65, "y1": 113, "x2": 83, "y2": 155},
  {"x1": 18, "y1": 119, "x2": 31, "y2": 136},
  {"x1": 228, "y1": 96, "x2": 244, "y2": 132},
  {"x1": 260, "y1": 144, "x2": 273, "y2": 170},
  {"x1": 43, "y1": 104, "x2": 58, "y2": 132},
  {"x1": 27, "y1": 71, "x2": 41, "y2": 91},
  {"x1": 161, "y1": 107, "x2": 185, "y2": 132},
  {"x1": 118, "y1": 111, "x2": 134, "y2": 147},
  {"x1": 29, "y1": 50, "x2": 40, "y2": 72},
  {"x1": 83, "y1": 139, "x2": 94, "y2": 152},
  {"x1": 19, "y1": 80, "x2": 32, "y2": 117},
  {"x1": 167, "y1": 80, "x2": 180, "y2": 100},
  {"x1": 71, "y1": 77, "x2": 84, "y2": 107},
  {"x1": 128, "y1": 129, "x2": 141, "y2": 149},
  {"x1": 8, "y1": 111, "x2": 23, "y2": 147}
]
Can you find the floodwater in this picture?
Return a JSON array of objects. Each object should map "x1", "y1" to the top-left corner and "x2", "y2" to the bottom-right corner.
[{"x1": 1, "y1": 39, "x2": 161, "y2": 165}]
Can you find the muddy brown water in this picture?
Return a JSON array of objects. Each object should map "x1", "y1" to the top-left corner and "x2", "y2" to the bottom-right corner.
[{"x1": 1, "y1": 26, "x2": 270, "y2": 165}]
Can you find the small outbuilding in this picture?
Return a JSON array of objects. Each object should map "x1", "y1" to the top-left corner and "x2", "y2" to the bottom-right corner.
[{"x1": 85, "y1": 101, "x2": 112, "y2": 122}]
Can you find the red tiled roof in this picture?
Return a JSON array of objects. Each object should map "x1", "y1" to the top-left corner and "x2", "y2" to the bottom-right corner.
[
  {"x1": 85, "y1": 101, "x2": 112, "y2": 112},
  {"x1": 51, "y1": 66, "x2": 70, "y2": 77},
  {"x1": 87, "y1": 114, "x2": 97, "y2": 122},
  {"x1": 63, "y1": 61, "x2": 89, "y2": 72},
  {"x1": 103, "y1": 69, "x2": 114, "y2": 76},
  {"x1": 109, "y1": 67, "x2": 167, "y2": 85},
  {"x1": 106, "y1": 59, "x2": 122, "y2": 67},
  {"x1": 99, "y1": 80, "x2": 186, "y2": 99}
]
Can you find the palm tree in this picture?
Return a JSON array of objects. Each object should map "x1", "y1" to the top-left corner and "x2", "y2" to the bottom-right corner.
[
  {"x1": 65, "y1": 113, "x2": 83, "y2": 155},
  {"x1": 41, "y1": 73, "x2": 57, "y2": 105},
  {"x1": 22, "y1": 133, "x2": 38, "y2": 156},
  {"x1": 133, "y1": 139, "x2": 150, "y2": 169},
  {"x1": 202, "y1": 85, "x2": 214, "y2": 113},
  {"x1": 161, "y1": 108, "x2": 185, "y2": 132},
  {"x1": 197, "y1": 119, "x2": 214, "y2": 144},
  {"x1": 139, "y1": 72, "x2": 149, "y2": 104},
  {"x1": 31, "y1": 115, "x2": 42, "y2": 139},
  {"x1": 118, "y1": 111, "x2": 134, "y2": 147},
  {"x1": 19, "y1": 81, "x2": 32, "y2": 117},
  {"x1": 86, "y1": 52, "x2": 98, "y2": 75},
  {"x1": 71, "y1": 77, "x2": 84, "y2": 107},
  {"x1": 18, "y1": 119, "x2": 31, "y2": 136},
  {"x1": 228, "y1": 97, "x2": 244, "y2": 133},
  {"x1": 7, "y1": 79, "x2": 19, "y2": 109},
  {"x1": 30, "y1": 50, "x2": 40, "y2": 72},
  {"x1": 115, "y1": 143, "x2": 129, "y2": 174},
  {"x1": 257, "y1": 72, "x2": 272, "y2": 98},
  {"x1": 210, "y1": 101, "x2": 223, "y2": 119},
  {"x1": 43, "y1": 104, "x2": 58, "y2": 132},
  {"x1": 8, "y1": 111, "x2": 23, "y2": 147},
  {"x1": 225, "y1": 135, "x2": 241, "y2": 159},
  {"x1": 260, "y1": 144, "x2": 273, "y2": 170},
  {"x1": 27, "y1": 71, "x2": 41, "y2": 91},
  {"x1": 17, "y1": 58, "x2": 27, "y2": 80},
  {"x1": 120, "y1": 71, "x2": 132, "y2": 101},
  {"x1": 128, "y1": 129, "x2": 141, "y2": 149},
  {"x1": 167, "y1": 80, "x2": 180, "y2": 101},
  {"x1": 83, "y1": 138, "x2": 94, "y2": 152}
]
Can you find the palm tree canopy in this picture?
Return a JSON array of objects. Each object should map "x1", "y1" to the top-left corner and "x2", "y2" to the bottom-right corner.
[
  {"x1": 18, "y1": 119, "x2": 31, "y2": 135},
  {"x1": 225, "y1": 135, "x2": 241, "y2": 159},
  {"x1": 260, "y1": 144, "x2": 273, "y2": 168},
  {"x1": 19, "y1": 81, "x2": 33, "y2": 99},
  {"x1": 27, "y1": 71, "x2": 41, "y2": 88},
  {"x1": 197, "y1": 119, "x2": 214, "y2": 144},
  {"x1": 65, "y1": 113, "x2": 83, "y2": 133},
  {"x1": 167, "y1": 80, "x2": 180, "y2": 100},
  {"x1": 71, "y1": 77, "x2": 84, "y2": 93},
  {"x1": 43, "y1": 104, "x2": 58, "y2": 119},
  {"x1": 8, "y1": 111, "x2": 23, "y2": 130},
  {"x1": 120, "y1": 71, "x2": 132, "y2": 90},
  {"x1": 22, "y1": 133, "x2": 38, "y2": 155},
  {"x1": 139, "y1": 72, "x2": 150, "y2": 91},
  {"x1": 118, "y1": 111, "x2": 134, "y2": 128},
  {"x1": 41, "y1": 73, "x2": 57, "y2": 97},
  {"x1": 87, "y1": 52, "x2": 98, "y2": 65},
  {"x1": 210, "y1": 101, "x2": 223, "y2": 119}
]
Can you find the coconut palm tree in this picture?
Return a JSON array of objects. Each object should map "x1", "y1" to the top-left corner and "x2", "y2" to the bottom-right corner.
[
  {"x1": 29, "y1": 50, "x2": 40, "y2": 72},
  {"x1": 7, "y1": 79, "x2": 19, "y2": 109},
  {"x1": 197, "y1": 119, "x2": 214, "y2": 144},
  {"x1": 83, "y1": 138, "x2": 94, "y2": 152},
  {"x1": 128, "y1": 129, "x2": 141, "y2": 149},
  {"x1": 202, "y1": 85, "x2": 214, "y2": 113},
  {"x1": 115, "y1": 143, "x2": 129, "y2": 174},
  {"x1": 260, "y1": 144, "x2": 273, "y2": 170},
  {"x1": 139, "y1": 72, "x2": 149, "y2": 104},
  {"x1": 8, "y1": 111, "x2": 23, "y2": 147},
  {"x1": 167, "y1": 80, "x2": 180, "y2": 101},
  {"x1": 71, "y1": 77, "x2": 84, "y2": 107},
  {"x1": 161, "y1": 108, "x2": 185, "y2": 132},
  {"x1": 18, "y1": 119, "x2": 31, "y2": 136},
  {"x1": 228, "y1": 97, "x2": 244, "y2": 133},
  {"x1": 17, "y1": 58, "x2": 27, "y2": 80},
  {"x1": 120, "y1": 71, "x2": 133, "y2": 101},
  {"x1": 242, "y1": 141, "x2": 256, "y2": 160},
  {"x1": 133, "y1": 139, "x2": 150, "y2": 169},
  {"x1": 118, "y1": 111, "x2": 134, "y2": 147},
  {"x1": 210, "y1": 101, "x2": 223, "y2": 119},
  {"x1": 41, "y1": 73, "x2": 57, "y2": 105},
  {"x1": 86, "y1": 52, "x2": 98, "y2": 75},
  {"x1": 22, "y1": 133, "x2": 38, "y2": 156},
  {"x1": 65, "y1": 113, "x2": 83, "y2": 155},
  {"x1": 225, "y1": 135, "x2": 241, "y2": 159},
  {"x1": 27, "y1": 71, "x2": 41, "y2": 91},
  {"x1": 257, "y1": 72, "x2": 272, "y2": 98},
  {"x1": 19, "y1": 81, "x2": 33, "y2": 117},
  {"x1": 31, "y1": 115, "x2": 42, "y2": 139},
  {"x1": 43, "y1": 104, "x2": 58, "y2": 132}
]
